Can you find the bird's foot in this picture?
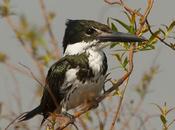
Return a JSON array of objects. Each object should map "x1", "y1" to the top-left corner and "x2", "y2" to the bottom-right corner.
[
  {"x1": 91, "y1": 99, "x2": 99, "y2": 109},
  {"x1": 61, "y1": 112, "x2": 75, "y2": 124}
]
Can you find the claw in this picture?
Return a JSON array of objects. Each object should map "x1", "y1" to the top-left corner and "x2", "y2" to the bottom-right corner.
[{"x1": 61, "y1": 112, "x2": 75, "y2": 124}]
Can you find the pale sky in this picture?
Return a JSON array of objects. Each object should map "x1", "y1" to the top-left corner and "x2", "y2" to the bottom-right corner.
[{"x1": 0, "y1": 0, "x2": 175, "y2": 129}]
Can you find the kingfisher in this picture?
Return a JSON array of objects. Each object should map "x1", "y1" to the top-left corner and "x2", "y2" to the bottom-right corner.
[{"x1": 17, "y1": 20, "x2": 145, "y2": 124}]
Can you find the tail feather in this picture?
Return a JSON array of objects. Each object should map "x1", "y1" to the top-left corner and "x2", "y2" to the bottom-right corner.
[{"x1": 18, "y1": 105, "x2": 42, "y2": 122}]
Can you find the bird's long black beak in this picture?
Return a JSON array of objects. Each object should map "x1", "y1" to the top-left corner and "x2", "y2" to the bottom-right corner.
[{"x1": 97, "y1": 31, "x2": 146, "y2": 42}]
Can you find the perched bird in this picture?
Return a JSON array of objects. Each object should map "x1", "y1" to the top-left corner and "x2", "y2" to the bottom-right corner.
[{"x1": 17, "y1": 20, "x2": 145, "y2": 124}]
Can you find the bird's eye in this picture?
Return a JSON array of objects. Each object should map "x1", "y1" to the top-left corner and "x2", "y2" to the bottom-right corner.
[{"x1": 86, "y1": 28, "x2": 96, "y2": 35}]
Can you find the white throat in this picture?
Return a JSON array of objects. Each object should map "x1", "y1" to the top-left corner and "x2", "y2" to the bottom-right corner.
[
  {"x1": 64, "y1": 40, "x2": 106, "y2": 75},
  {"x1": 64, "y1": 40, "x2": 98, "y2": 55}
]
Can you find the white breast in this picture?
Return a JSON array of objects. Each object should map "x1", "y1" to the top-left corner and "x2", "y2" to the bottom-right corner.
[
  {"x1": 62, "y1": 41, "x2": 106, "y2": 110},
  {"x1": 61, "y1": 50, "x2": 105, "y2": 110},
  {"x1": 63, "y1": 76, "x2": 105, "y2": 110},
  {"x1": 87, "y1": 49, "x2": 104, "y2": 75}
]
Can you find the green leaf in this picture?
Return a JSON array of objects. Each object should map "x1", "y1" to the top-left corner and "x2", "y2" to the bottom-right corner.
[
  {"x1": 85, "y1": 112, "x2": 93, "y2": 122},
  {"x1": 122, "y1": 57, "x2": 128, "y2": 69},
  {"x1": 111, "y1": 18, "x2": 130, "y2": 32},
  {"x1": 141, "y1": 25, "x2": 149, "y2": 33},
  {"x1": 159, "y1": 28, "x2": 166, "y2": 36},
  {"x1": 129, "y1": 25, "x2": 135, "y2": 34},
  {"x1": 167, "y1": 21, "x2": 175, "y2": 33},
  {"x1": 160, "y1": 115, "x2": 167, "y2": 124},
  {"x1": 152, "y1": 103, "x2": 164, "y2": 114},
  {"x1": 113, "y1": 90, "x2": 122, "y2": 97},
  {"x1": 148, "y1": 29, "x2": 161, "y2": 44},
  {"x1": 147, "y1": 44, "x2": 155, "y2": 50},
  {"x1": 0, "y1": 52, "x2": 7, "y2": 62},
  {"x1": 131, "y1": 13, "x2": 136, "y2": 25},
  {"x1": 110, "y1": 42, "x2": 119, "y2": 48},
  {"x1": 19, "y1": 15, "x2": 28, "y2": 29},
  {"x1": 111, "y1": 23, "x2": 118, "y2": 32},
  {"x1": 123, "y1": 11, "x2": 131, "y2": 23},
  {"x1": 161, "y1": 24, "x2": 168, "y2": 30},
  {"x1": 37, "y1": 37, "x2": 46, "y2": 46},
  {"x1": 113, "y1": 53, "x2": 121, "y2": 62}
]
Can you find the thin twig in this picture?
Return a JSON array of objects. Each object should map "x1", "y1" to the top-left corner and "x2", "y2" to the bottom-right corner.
[
  {"x1": 4, "y1": 61, "x2": 31, "y2": 77},
  {"x1": 146, "y1": 20, "x2": 175, "y2": 50},
  {"x1": 167, "y1": 119, "x2": 175, "y2": 128},
  {"x1": 104, "y1": 0, "x2": 143, "y2": 17},
  {"x1": 5, "y1": 112, "x2": 28, "y2": 130},
  {"x1": 77, "y1": 117, "x2": 89, "y2": 130},
  {"x1": 120, "y1": 100, "x2": 143, "y2": 130},
  {"x1": 5, "y1": 64, "x2": 23, "y2": 113},
  {"x1": 19, "y1": 62, "x2": 44, "y2": 87},
  {"x1": 136, "y1": 0, "x2": 154, "y2": 35},
  {"x1": 137, "y1": 114, "x2": 158, "y2": 130},
  {"x1": 109, "y1": 78, "x2": 129, "y2": 130},
  {"x1": 4, "y1": 11, "x2": 46, "y2": 82},
  {"x1": 39, "y1": 0, "x2": 59, "y2": 57}
]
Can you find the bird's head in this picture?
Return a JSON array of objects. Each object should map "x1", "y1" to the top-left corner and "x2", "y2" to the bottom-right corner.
[{"x1": 63, "y1": 20, "x2": 146, "y2": 54}]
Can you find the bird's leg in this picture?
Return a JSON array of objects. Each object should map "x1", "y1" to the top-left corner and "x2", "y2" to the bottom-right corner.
[{"x1": 61, "y1": 109, "x2": 75, "y2": 124}]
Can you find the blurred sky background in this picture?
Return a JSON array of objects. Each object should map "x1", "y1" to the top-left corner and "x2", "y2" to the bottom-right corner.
[{"x1": 0, "y1": 0, "x2": 175, "y2": 129}]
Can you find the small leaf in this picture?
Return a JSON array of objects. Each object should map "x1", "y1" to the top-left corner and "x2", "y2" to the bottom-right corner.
[
  {"x1": 0, "y1": 0, "x2": 15, "y2": 17},
  {"x1": 162, "y1": 102, "x2": 168, "y2": 116},
  {"x1": 37, "y1": 36, "x2": 46, "y2": 45},
  {"x1": 152, "y1": 103, "x2": 164, "y2": 114},
  {"x1": 161, "y1": 24, "x2": 168, "y2": 30},
  {"x1": 111, "y1": 18, "x2": 130, "y2": 32},
  {"x1": 19, "y1": 15, "x2": 28, "y2": 29},
  {"x1": 147, "y1": 29, "x2": 160, "y2": 44},
  {"x1": 85, "y1": 112, "x2": 93, "y2": 122},
  {"x1": 48, "y1": 12, "x2": 56, "y2": 20},
  {"x1": 123, "y1": 11, "x2": 131, "y2": 23},
  {"x1": 107, "y1": 17, "x2": 110, "y2": 27},
  {"x1": 43, "y1": 54, "x2": 51, "y2": 65},
  {"x1": 159, "y1": 28, "x2": 166, "y2": 36},
  {"x1": 113, "y1": 53, "x2": 121, "y2": 62},
  {"x1": 122, "y1": 57, "x2": 128, "y2": 69},
  {"x1": 167, "y1": 21, "x2": 175, "y2": 33},
  {"x1": 111, "y1": 22, "x2": 118, "y2": 32},
  {"x1": 0, "y1": 52, "x2": 7, "y2": 62},
  {"x1": 131, "y1": 13, "x2": 136, "y2": 25},
  {"x1": 129, "y1": 25, "x2": 135, "y2": 34},
  {"x1": 113, "y1": 90, "x2": 122, "y2": 97},
  {"x1": 147, "y1": 44, "x2": 155, "y2": 50},
  {"x1": 141, "y1": 25, "x2": 149, "y2": 33},
  {"x1": 110, "y1": 42, "x2": 119, "y2": 48},
  {"x1": 160, "y1": 115, "x2": 167, "y2": 124}
]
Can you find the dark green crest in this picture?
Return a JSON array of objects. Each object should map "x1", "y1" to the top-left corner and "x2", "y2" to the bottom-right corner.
[{"x1": 62, "y1": 19, "x2": 111, "y2": 52}]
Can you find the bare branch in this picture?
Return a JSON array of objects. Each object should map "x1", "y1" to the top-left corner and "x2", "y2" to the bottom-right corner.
[
  {"x1": 104, "y1": 0, "x2": 143, "y2": 17},
  {"x1": 4, "y1": 11, "x2": 46, "y2": 82},
  {"x1": 19, "y1": 62, "x2": 44, "y2": 87},
  {"x1": 136, "y1": 0, "x2": 154, "y2": 35},
  {"x1": 146, "y1": 20, "x2": 175, "y2": 50},
  {"x1": 109, "y1": 78, "x2": 129, "y2": 130},
  {"x1": 39, "y1": 0, "x2": 60, "y2": 57}
]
